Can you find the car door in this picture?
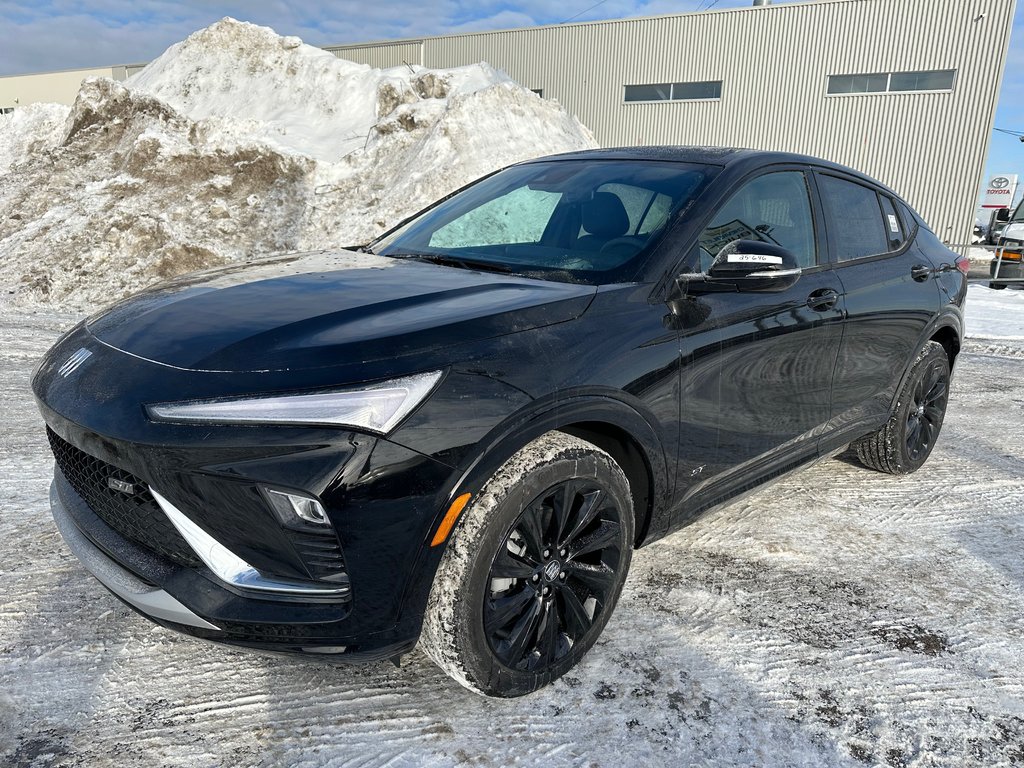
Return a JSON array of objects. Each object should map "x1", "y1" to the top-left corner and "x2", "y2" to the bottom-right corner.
[
  {"x1": 813, "y1": 172, "x2": 941, "y2": 445},
  {"x1": 672, "y1": 168, "x2": 844, "y2": 523}
]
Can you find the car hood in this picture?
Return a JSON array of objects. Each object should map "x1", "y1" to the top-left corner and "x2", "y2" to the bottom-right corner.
[{"x1": 86, "y1": 250, "x2": 596, "y2": 372}]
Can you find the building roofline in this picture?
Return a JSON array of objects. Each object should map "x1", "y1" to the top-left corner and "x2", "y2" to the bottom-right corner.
[
  {"x1": 0, "y1": 62, "x2": 148, "y2": 80},
  {"x1": 323, "y1": 0, "x2": 864, "y2": 50}
]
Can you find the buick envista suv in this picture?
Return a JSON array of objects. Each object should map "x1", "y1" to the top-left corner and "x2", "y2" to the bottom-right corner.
[{"x1": 34, "y1": 148, "x2": 967, "y2": 697}]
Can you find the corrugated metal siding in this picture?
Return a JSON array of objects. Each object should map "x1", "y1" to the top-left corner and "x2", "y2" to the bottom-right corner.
[
  {"x1": 325, "y1": 42, "x2": 423, "y2": 69},
  {"x1": 337, "y1": 0, "x2": 1013, "y2": 243}
]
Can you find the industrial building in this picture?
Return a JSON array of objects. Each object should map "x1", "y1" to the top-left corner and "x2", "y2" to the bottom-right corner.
[{"x1": 0, "y1": 0, "x2": 1016, "y2": 243}]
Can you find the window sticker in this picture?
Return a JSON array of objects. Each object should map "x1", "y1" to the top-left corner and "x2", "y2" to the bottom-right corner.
[{"x1": 887, "y1": 214, "x2": 900, "y2": 233}]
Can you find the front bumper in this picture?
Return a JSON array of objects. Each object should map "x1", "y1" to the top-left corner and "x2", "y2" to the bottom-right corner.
[
  {"x1": 51, "y1": 481, "x2": 219, "y2": 632},
  {"x1": 990, "y1": 254, "x2": 1023, "y2": 283},
  {"x1": 49, "y1": 459, "x2": 431, "y2": 660}
]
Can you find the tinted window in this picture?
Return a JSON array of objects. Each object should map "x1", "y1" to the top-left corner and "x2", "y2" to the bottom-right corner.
[
  {"x1": 817, "y1": 175, "x2": 888, "y2": 261},
  {"x1": 698, "y1": 171, "x2": 817, "y2": 269},
  {"x1": 878, "y1": 195, "x2": 905, "y2": 251},
  {"x1": 897, "y1": 200, "x2": 920, "y2": 231}
]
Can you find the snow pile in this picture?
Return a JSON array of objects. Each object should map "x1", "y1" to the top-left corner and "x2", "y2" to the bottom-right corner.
[
  {"x1": 0, "y1": 18, "x2": 596, "y2": 311},
  {"x1": 0, "y1": 102, "x2": 69, "y2": 173}
]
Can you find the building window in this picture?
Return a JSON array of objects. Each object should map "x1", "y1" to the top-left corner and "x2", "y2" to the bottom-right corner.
[
  {"x1": 624, "y1": 80, "x2": 721, "y2": 102},
  {"x1": 827, "y1": 69, "x2": 956, "y2": 95}
]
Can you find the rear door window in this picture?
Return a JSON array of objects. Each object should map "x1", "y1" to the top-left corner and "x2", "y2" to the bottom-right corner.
[{"x1": 817, "y1": 175, "x2": 889, "y2": 261}]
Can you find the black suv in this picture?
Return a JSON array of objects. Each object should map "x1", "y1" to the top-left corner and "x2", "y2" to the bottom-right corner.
[{"x1": 34, "y1": 147, "x2": 967, "y2": 697}]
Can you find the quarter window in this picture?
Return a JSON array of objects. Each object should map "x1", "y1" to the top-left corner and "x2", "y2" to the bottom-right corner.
[
  {"x1": 817, "y1": 175, "x2": 889, "y2": 261},
  {"x1": 698, "y1": 171, "x2": 817, "y2": 270},
  {"x1": 878, "y1": 195, "x2": 905, "y2": 251}
]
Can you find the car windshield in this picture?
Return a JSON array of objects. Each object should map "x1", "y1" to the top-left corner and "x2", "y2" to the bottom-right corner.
[
  {"x1": 1012, "y1": 199, "x2": 1024, "y2": 223},
  {"x1": 371, "y1": 159, "x2": 714, "y2": 284}
]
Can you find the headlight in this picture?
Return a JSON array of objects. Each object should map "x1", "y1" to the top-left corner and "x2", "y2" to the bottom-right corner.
[{"x1": 146, "y1": 371, "x2": 443, "y2": 434}]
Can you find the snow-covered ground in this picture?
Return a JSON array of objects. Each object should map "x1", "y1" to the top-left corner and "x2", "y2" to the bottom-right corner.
[{"x1": 2, "y1": 291, "x2": 1022, "y2": 766}]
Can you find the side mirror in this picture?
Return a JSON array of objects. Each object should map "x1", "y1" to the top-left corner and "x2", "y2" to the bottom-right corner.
[{"x1": 703, "y1": 240, "x2": 801, "y2": 292}]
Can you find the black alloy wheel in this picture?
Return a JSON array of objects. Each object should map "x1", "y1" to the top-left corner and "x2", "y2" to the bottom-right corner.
[
  {"x1": 905, "y1": 358, "x2": 948, "y2": 461},
  {"x1": 421, "y1": 432, "x2": 634, "y2": 697},
  {"x1": 483, "y1": 480, "x2": 625, "y2": 672},
  {"x1": 854, "y1": 341, "x2": 951, "y2": 475}
]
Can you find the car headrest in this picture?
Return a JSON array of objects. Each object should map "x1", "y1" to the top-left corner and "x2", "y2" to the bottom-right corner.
[{"x1": 582, "y1": 192, "x2": 630, "y2": 238}]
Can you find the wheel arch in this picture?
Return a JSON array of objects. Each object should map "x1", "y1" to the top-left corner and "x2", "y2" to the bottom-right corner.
[
  {"x1": 929, "y1": 323, "x2": 961, "y2": 371},
  {"x1": 441, "y1": 394, "x2": 670, "y2": 550},
  {"x1": 887, "y1": 313, "x2": 961, "y2": 420}
]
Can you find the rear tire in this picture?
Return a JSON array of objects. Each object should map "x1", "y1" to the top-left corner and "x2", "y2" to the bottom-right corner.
[
  {"x1": 990, "y1": 281, "x2": 1008, "y2": 290},
  {"x1": 853, "y1": 341, "x2": 950, "y2": 475},
  {"x1": 421, "y1": 431, "x2": 633, "y2": 697}
]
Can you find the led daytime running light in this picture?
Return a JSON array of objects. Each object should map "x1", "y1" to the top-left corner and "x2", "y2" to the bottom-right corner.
[{"x1": 147, "y1": 371, "x2": 443, "y2": 434}]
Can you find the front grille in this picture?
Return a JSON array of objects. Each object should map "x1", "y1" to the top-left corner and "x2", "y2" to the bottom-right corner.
[{"x1": 47, "y1": 428, "x2": 203, "y2": 568}]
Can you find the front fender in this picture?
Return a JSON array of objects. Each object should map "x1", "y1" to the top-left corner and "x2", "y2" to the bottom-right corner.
[{"x1": 392, "y1": 389, "x2": 671, "y2": 635}]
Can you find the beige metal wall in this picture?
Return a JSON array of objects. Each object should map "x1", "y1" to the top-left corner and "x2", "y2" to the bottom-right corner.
[
  {"x1": 326, "y1": 41, "x2": 424, "y2": 69},
  {"x1": 0, "y1": 67, "x2": 116, "y2": 109},
  {"x1": 339, "y1": 0, "x2": 1016, "y2": 244}
]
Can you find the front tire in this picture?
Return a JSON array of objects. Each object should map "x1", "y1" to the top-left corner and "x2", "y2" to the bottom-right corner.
[
  {"x1": 853, "y1": 341, "x2": 950, "y2": 474},
  {"x1": 421, "y1": 431, "x2": 634, "y2": 697}
]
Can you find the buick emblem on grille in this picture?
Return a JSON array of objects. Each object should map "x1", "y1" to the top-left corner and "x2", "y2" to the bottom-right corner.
[
  {"x1": 58, "y1": 347, "x2": 93, "y2": 378},
  {"x1": 107, "y1": 477, "x2": 136, "y2": 495}
]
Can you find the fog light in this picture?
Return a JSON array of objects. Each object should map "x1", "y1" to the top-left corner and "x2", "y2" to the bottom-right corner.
[{"x1": 263, "y1": 488, "x2": 330, "y2": 528}]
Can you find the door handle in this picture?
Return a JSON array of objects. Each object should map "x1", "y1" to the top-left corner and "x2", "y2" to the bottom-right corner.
[
  {"x1": 806, "y1": 288, "x2": 839, "y2": 311},
  {"x1": 911, "y1": 264, "x2": 933, "y2": 282}
]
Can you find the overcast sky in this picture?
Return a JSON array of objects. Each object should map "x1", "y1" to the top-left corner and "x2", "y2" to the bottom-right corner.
[{"x1": 0, "y1": 0, "x2": 1021, "y2": 199}]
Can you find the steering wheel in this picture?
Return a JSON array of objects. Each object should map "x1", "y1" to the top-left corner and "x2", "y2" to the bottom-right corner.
[{"x1": 599, "y1": 236, "x2": 646, "y2": 259}]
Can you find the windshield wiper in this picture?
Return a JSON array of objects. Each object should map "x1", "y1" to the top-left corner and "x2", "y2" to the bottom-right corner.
[{"x1": 384, "y1": 252, "x2": 514, "y2": 274}]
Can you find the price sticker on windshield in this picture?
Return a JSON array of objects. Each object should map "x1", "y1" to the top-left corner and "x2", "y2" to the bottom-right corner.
[
  {"x1": 887, "y1": 214, "x2": 900, "y2": 233},
  {"x1": 726, "y1": 254, "x2": 783, "y2": 264}
]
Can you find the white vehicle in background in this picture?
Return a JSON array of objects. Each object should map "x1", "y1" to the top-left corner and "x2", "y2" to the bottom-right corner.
[{"x1": 991, "y1": 198, "x2": 1024, "y2": 289}]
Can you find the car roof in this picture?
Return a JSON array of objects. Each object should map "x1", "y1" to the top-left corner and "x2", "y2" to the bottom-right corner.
[{"x1": 523, "y1": 145, "x2": 900, "y2": 198}]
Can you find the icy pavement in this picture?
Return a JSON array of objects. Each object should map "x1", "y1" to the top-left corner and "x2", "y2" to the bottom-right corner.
[{"x1": 1, "y1": 308, "x2": 1022, "y2": 767}]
